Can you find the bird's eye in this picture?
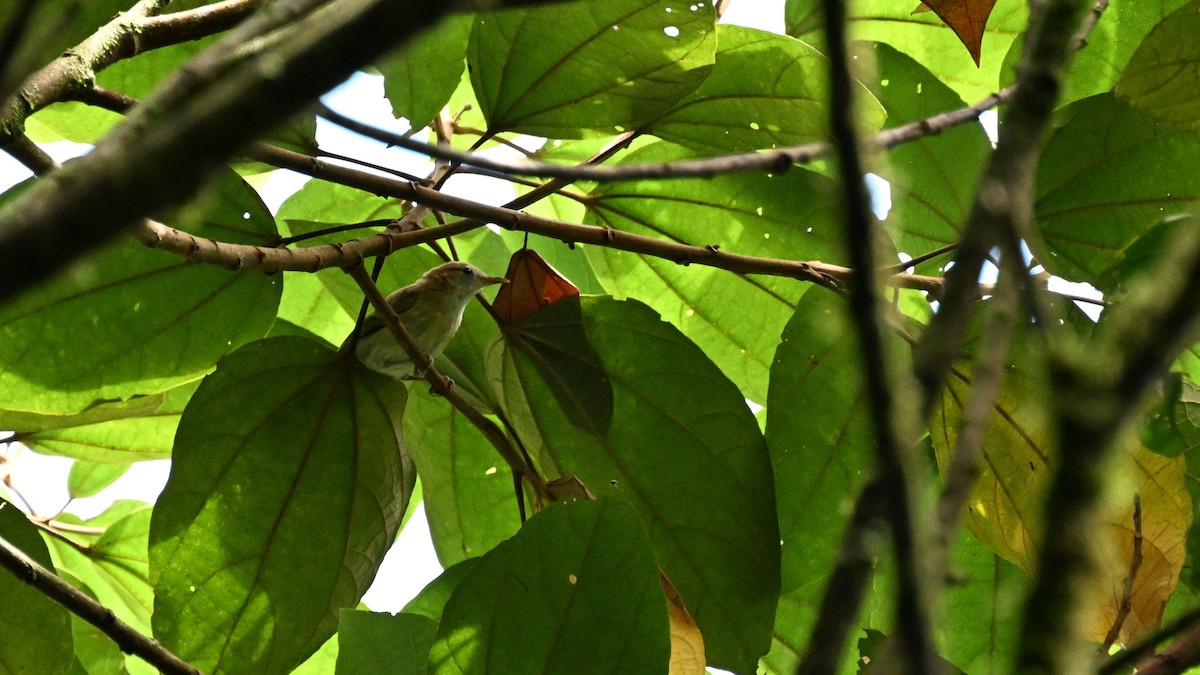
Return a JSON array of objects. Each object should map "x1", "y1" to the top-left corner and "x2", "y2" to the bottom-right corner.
[{"x1": 462, "y1": 267, "x2": 474, "y2": 276}]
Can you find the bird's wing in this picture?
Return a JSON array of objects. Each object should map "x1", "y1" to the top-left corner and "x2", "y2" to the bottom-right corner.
[
  {"x1": 355, "y1": 286, "x2": 419, "y2": 341},
  {"x1": 356, "y1": 313, "x2": 385, "y2": 340},
  {"x1": 390, "y1": 286, "x2": 421, "y2": 315}
]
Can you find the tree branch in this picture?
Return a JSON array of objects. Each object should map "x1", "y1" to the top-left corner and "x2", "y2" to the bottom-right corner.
[
  {"x1": 910, "y1": 0, "x2": 1102, "y2": 415},
  {"x1": 0, "y1": 0, "x2": 263, "y2": 137},
  {"x1": 318, "y1": 86, "x2": 1012, "y2": 182},
  {"x1": 819, "y1": 0, "x2": 935, "y2": 671},
  {"x1": 134, "y1": 0, "x2": 265, "y2": 52},
  {"x1": 796, "y1": 480, "x2": 888, "y2": 674},
  {"x1": 0, "y1": 532, "x2": 199, "y2": 674},
  {"x1": 0, "y1": 0, "x2": 463, "y2": 302},
  {"x1": 1100, "y1": 494, "x2": 1143, "y2": 653},
  {"x1": 1019, "y1": 227, "x2": 1200, "y2": 671},
  {"x1": 1099, "y1": 607, "x2": 1200, "y2": 674}
]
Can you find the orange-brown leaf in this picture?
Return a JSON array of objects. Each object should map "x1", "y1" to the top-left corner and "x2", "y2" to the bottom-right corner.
[
  {"x1": 921, "y1": 0, "x2": 998, "y2": 66},
  {"x1": 492, "y1": 249, "x2": 580, "y2": 323}
]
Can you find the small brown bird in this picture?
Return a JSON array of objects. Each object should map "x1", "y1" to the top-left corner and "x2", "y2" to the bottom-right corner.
[{"x1": 350, "y1": 261, "x2": 507, "y2": 379}]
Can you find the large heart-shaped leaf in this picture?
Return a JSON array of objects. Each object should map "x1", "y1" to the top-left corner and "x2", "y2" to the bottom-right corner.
[
  {"x1": 1116, "y1": 0, "x2": 1200, "y2": 131},
  {"x1": 864, "y1": 42, "x2": 991, "y2": 272},
  {"x1": 378, "y1": 13, "x2": 473, "y2": 129},
  {"x1": 46, "y1": 501, "x2": 156, "y2": 637},
  {"x1": 428, "y1": 495, "x2": 670, "y2": 673},
  {"x1": 767, "y1": 290, "x2": 885, "y2": 595},
  {"x1": 150, "y1": 337, "x2": 414, "y2": 673},
  {"x1": 785, "y1": 0, "x2": 1027, "y2": 102},
  {"x1": 932, "y1": 348, "x2": 1191, "y2": 644},
  {"x1": 646, "y1": 25, "x2": 885, "y2": 153},
  {"x1": 584, "y1": 141, "x2": 843, "y2": 402},
  {"x1": 0, "y1": 168, "x2": 279, "y2": 415},
  {"x1": 402, "y1": 392, "x2": 521, "y2": 566},
  {"x1": 1032, "y1": 93, "x2": 1200, "y2": 290},
  {"x1": 18, "y1": 380, "x2": 197, "y2": 463},
  {"x1": 488, "y1": 296, "x2": 779, "y2": 672}
]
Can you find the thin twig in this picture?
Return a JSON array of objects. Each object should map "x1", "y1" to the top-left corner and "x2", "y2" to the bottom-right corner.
[
  {"x1": 883, "y1": 242, "x2": 958, "y2": 274},
  {"x1": 1101, "y1": 494, "x2": 1143, "y2": 652},
  {"x1": 0, "y1": 529, "x2": 199, "y2": 674},
  {"x1": 317, "y1": 88, "x2": 1012, "y2": 183}
]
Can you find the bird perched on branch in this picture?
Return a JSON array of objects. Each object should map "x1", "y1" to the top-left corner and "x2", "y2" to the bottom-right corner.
[{"x1": 349, "y1": 261, "x2": 507, "y2": 379}]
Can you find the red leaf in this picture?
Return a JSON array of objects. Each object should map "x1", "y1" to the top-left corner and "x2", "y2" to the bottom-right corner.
[
  {"x1": 918, "y1": 0, "x2": 998, "y2": 66},
  {"x1": 492, "y1": 249, "x2": 580, "y2": 323}
]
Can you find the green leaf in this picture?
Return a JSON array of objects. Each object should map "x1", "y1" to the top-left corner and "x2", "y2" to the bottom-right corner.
[
  {"x1": 428, "y1": 496, "x2": 669, "y2": 673},
  {"x1": 27, "y1": 101, "x2": 124, "y2": 144},
  {"x1": 68, "y1": 611, "x2": 127, "y2": 675},
  {"x1": 0, "y1": 393, "x2": 164, "y2": 433},
  {"x1": 1032, "y1": 93, "x2": 1200, "y2": 290},
  {"x1": 45, "y1": 503, "x2": 155, "y2": 636},
  {"x1": 863, "y1": 42, "x2": 990, "y2": 271},
  {"x1": 584, "y1": 141, "x2": 842, "y2": 402},
  {"x1": 0, "y1": 168, "x2": 280, "y2": 415},
  {"x1": 401, "y1": 559, "x2": 477, "y2": 621},
  {"x1": 490, "y1": 296, "x2": 779, "y2": 671},
  {"x1": 336, "y1": 611, "x2": 437, "y2": 675},
  {"x1": 937, "y1": 532, "x2": 1024, "y2": 673},
  {"x1": 785, "y1": 0, "x2": 1027, "y2": 103},
  {"x1": 403, "y1": 393, "x2": 520, "y2": 566},
  {"x1": 277, "y1": 271, "x2": 356, "y2": 347},
  {"x1": 293, "y1": 634, "x2": 339, "y2": 675},
  {"x1": 0, "y1": 499, "x2": 75, "y2": 675},
  {"x1": 932, "y1": 341, "x2": 1191, "y2": 644},
  {"x1": 767, "y1": 290, "x2": 884, "y2": 595},
  {"x1": 378, "y1": 13, "x2": 473, "y2": 129},
  {"x1": 1055, "y1": 0, "x2": 1192, "y2": 108},
  {"x1": 149, "y1": 337, "x2": 414, "y2": 674},
  {"x1": 19, "y1": 380, "x2": 199, "y2": 463},
  {"x1": 647, "y1": 25, "x2": 885, "y2": 153},
  {"x1": 67, "y1": 461, "x2": 130, "y2": 499},
  {"x1": 468, "y1": 0, "x2": 716, "y2": 136},
  {"x1": 1115, "y1": 0, "x2": 1200, "y2": 131}
]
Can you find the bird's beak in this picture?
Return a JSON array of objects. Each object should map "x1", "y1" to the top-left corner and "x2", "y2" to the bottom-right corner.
[{"x1": 483, "y1": 275, "x2": 508, "y2": 286}]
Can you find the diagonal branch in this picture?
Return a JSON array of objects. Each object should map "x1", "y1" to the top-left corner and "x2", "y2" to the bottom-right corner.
[
  {"x1": 344, "y1": 263, "x2": 549, "y2": 516},
  {"x1": 0, "y1": 532, "x2": 199, "y2": 675},
  {"x1": 0, "y1": 0, "x2": 481, "y2": 303}
]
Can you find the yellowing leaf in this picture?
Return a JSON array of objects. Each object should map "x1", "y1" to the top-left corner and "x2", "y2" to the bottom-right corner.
[
  {"x1": 933, "y1": 370, "x2": 1191, "y2": 645},
  {"x1": 662, "y1": 572, "x2": 705, "y2": 675},
  {"x1": 1092, "y1": 451, "x2": 1190, "y2": 644}
]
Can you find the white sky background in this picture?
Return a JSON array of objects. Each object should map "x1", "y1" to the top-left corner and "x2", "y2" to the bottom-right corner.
[{"x1": 0, "y1": 0, "x2": 1100, "y2": 640}]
